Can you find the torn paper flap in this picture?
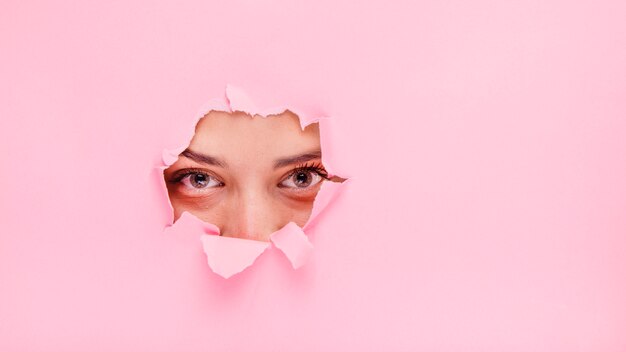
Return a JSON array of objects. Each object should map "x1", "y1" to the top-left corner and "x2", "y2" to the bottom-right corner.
[
  {"x1": 304, "y1": 179, "x2": 347, "y2": 231},
  {"x1": 201, "y1": 235, "x2": 271, "y2": 279},
  {"x1": 162, "y1": 146, "x2": 188, "y2": 167},
  {"x1": 225, "y1": 85, "x2": 260, "y2": 115},
  {"x1": 164, "y1": 211, "x2": 220, "y2": 236},
  {"x1": 270, "y1": 222, "x2": 314, "y2": 269}
]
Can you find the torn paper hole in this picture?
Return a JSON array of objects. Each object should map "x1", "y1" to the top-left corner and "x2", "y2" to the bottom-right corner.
[{"x1": 157, "y1": 85, "x2": 347, "y2": 278}]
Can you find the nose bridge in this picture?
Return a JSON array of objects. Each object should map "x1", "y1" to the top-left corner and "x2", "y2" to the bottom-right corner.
[{"x1": 223, "y1": 183, "x2": 278, "y2": 241}]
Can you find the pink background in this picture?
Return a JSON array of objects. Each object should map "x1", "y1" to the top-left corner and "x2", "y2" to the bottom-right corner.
[{"x1": 1, "y1": 0, "x2": 626, "y2": 350}]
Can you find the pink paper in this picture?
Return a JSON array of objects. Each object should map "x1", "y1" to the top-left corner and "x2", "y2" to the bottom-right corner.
[
  {"x1": 164, "y1": 211, "x2": 220, "y2": 236},
  {"x1": 270, "y1": 222, "x2": 314, "y2": 269},
  {"x1": 200, "y1": 235, "x2": 270, "y2": 279},
  {"x1": 2, "y1": 0, "x2": 626, "y2": 350}
]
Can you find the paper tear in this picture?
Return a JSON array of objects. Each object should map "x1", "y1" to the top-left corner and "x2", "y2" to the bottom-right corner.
[
  {"x1": 201, "y1": 235, "x2": 270, "y2": 279},
  {"x1": 159, "y1": 85, "x2": 348, "y2": 278},
  {"x1": 225, "y1": 85, "x2": 260, "y2": 115},
  {"x1": 270, "y1": 222, "x2": 314, "y2": 269},
  {"x1": 165, "y1": 211, "x2": 270, "y2": 279},
  {"x1": 162, "y1": 146, "x2": 187, "y2": 166},
  {"x1": 164, "y1": 211, "x2": 220, "y2": 236},
  {"x1": 304, "y1": 179, "x2": 348, "y2": 231}
]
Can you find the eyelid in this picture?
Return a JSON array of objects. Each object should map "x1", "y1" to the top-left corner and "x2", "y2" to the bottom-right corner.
[
  {"x1": 168, "y1": 168, "x2": 225, "y2": 185},
  {"x1": 278, "y1": 162, "x2": 330, "y2": 188}
]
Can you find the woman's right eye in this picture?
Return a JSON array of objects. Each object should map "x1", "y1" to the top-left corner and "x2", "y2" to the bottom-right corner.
[{"x1": 179, "y1": 172, "x2": 223, "y2": 189}]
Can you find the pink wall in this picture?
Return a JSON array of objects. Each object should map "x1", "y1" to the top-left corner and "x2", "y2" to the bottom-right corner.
[{"x1": 1, "y1": 0, "x2": 625, "y2": 350}]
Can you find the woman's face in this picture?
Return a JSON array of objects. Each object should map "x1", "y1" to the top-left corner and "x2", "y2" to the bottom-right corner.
[{"x1": 164, "y1": 110, "x2": 326, "y2": 242}]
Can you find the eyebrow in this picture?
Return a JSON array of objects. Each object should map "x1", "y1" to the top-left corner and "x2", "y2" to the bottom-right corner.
[
  {"x1": 180, "y1": 148, "x2": 322, "y2": 169},
  {"x1": 274, "y1": 150, "x2": 322, "y2": 168},
  {"x1": 181, "y1": 149, "x2": 227, "y2": 168}
]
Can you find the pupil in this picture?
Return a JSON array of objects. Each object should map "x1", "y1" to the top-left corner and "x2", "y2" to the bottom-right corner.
[
  {"x1": 192, "y1": 173, "x2": 208, "y2": 188},
  {"x1": 295, "y1": 172, "x2": 311, "y2": 187}
]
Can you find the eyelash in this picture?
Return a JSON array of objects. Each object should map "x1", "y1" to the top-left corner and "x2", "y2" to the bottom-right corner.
[
  {"x1": 169, "y1": 168, "x2": 224, "y2": 185},
  {"x1": 286, "y1": 162, "x2": 330, "y2": 181}
]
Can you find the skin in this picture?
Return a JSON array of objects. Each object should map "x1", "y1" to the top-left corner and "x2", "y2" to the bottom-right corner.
[{"x1": 164, "y1": 110, "x2": 326, "y2": 242}]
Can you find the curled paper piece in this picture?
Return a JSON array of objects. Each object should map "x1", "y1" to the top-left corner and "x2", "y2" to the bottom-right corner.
[
  {"x1": 304, "y1": 179, "x2": 347, "y2": 230},
  {"x1": 162, "y1": 146, "x2": 187, "y2": 167},
  {"x1": 225, "y1": 85, "x2": 260, "y2": 115},
  {"x1": 164, "y1": 211, "x2": 220, "y2": 237},
  {"x1": 270, "y1": 222, "x2": 314, "y2": 269},
  {"x1": 200, "y1": 222, "x2": 313, "y2": 278},
  {"x1": 160, "y1": 85, "x2": 348, "y2": 278},
  {"x1": 200, "y1": 235, "x2": 271, "y2": 279}
]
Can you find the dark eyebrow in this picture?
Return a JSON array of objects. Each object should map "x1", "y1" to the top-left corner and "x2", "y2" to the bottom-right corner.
[
  {"x1": 274, "y1": 150, "x2": 322, "y2": 169},
  {"x1": 180, "y1": 149, "x2": 227, "y2": 168}
]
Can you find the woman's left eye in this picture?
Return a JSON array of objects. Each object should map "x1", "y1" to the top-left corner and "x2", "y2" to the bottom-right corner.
[{"x1": 280, "y1": 169, "x2": 324, "y2": 189}]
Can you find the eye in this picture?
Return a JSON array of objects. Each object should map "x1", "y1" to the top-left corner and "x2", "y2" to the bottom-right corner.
[
  {"x1": 180, "y1": 172, "x2": 223, "y2": 189},
  {"x1": 279, "y1": 169, "x2": 325, "y2": 189}
]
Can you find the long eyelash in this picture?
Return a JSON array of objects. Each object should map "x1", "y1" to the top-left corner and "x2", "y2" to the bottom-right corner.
[
  {"x1": 292, "y1": 162, "x2": 330, "y2": 179},
  {"x1": 168, "y1": 168, "x2": 209, "y2": 183}
]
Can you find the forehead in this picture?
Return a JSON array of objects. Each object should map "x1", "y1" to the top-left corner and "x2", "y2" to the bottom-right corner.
[{"x1": 189, "y1": 110, "x2": 321, "y2": 161}]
